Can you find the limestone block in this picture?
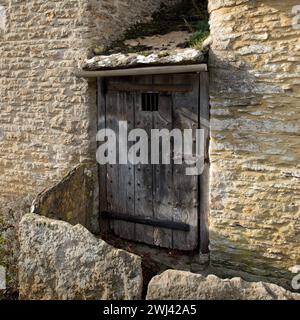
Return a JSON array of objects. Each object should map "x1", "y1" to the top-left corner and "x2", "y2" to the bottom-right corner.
[
  {"x1": 146, "y1": 270, "x2": 300, "y2": 300},
  {"x1": 19, "y1": 214, "x2": 143, "y2": 300}
]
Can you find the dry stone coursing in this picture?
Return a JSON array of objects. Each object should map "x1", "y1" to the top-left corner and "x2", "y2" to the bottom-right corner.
[
  {"x1": 0, "y1": 0, "x2": 179, "y2": 295},
  {"x1": 146, "y1": 270, "x2": 300, "y2": 300},
  {"x1": 0, "y1": 0, "x2": 299, "y2": 293},
  {"x1": 0, "y1": 0, "x2": 179, "y2": 204},
  {"x1": 208, "y1": 0, "x2": 300, "y2": 286},
  {"x1": 18, "y1": 214, "x2": 143, "y2": 300}
]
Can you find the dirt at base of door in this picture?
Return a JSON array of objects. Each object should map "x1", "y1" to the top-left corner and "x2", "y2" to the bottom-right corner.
[{"x1": 100, "y1": 231, "x2": 210, "y2": 299}]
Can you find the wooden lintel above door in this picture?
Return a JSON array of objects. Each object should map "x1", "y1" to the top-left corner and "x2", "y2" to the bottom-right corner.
[{"x1": 107, "y1": 83, "x2": 193, "y2": 93}]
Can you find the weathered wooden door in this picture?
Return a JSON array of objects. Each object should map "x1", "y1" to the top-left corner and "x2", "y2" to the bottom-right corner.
[{"x1": 98, "y1": 73, "x2": 209, "y2": 251}]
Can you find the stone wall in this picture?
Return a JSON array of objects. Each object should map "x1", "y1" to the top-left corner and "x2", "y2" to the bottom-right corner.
[
  {"x1": 208, "y1": 0, "x2": 300, "y2": 288},
  {"x1": 0, "y1": 0, "x2": 178, "y2": 296},
  {"x1": 0, "y1": 0, "x2": 178, "y2": 204},
  {"x1": 1, "y1": 0, "x2": 299, "y2": 293}
]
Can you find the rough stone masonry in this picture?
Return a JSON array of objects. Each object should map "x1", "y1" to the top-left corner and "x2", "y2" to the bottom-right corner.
[
  {"x1": 0, "y1": 0, "x2": 299, "y2": 293},
  {"x1": 208, "y1": 0, "x2": 300, "y2": 287},
  {"x1": 0, "y1": 0, "x2": 179, "y2": 294},
  {"x1": 0, "y1": 0, "x2": 179, "y2": 203}
]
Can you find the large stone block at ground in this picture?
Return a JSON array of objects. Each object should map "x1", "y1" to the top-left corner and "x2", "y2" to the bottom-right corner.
[
  {"x1": 146, "y1": 270, "x2": 300, "y2": 300},
  {"x1": 18, "y1": 214, "x2": 143, "y2": 300}
]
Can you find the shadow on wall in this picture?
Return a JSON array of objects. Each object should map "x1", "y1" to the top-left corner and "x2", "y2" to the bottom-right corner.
[
  {"x1": 260, "y1": 0, "x2": 300, "y2": 14},
  {"x1": 208, "y1": 0, "x2": 300, "y2": 290},
  {"x1": 31, "y1": 164, "x2": 98, "y2": 234}
]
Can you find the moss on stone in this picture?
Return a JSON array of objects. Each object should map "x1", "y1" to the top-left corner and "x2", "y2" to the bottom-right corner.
[
  {"x1": 189, "y1": 20, "x2": 210, "y2": 48},
  {"x1": 157, "y1": 51, "x2": 170, "y2": 58},
  {"x1": 190, "y1": 31, "x2": 210, "y2": 48}
]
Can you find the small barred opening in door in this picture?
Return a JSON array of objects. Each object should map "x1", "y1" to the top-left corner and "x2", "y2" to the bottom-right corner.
[
  {"x1": 97, "y1": 72, "x2": 209, "y2": 252},
  {"x1": 141, "y1": 92, "x2": 159, "y2": 111}
]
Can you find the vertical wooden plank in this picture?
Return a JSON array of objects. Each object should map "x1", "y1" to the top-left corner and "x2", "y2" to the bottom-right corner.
[
  {"x1": 172, "y1": 74, "x2": 199, "y2": 250},
  {"x1": 134, "y1": 75, "x2": 154, "y2": 246},
  {"x1": 152, "y1": 75, "x2": 173, "y2": 248},
  {"x1": 124, "y1": 89, "x2": 136, "y2": 240},
  {"x1": 113, "y1": 89, "x2": 127, "y2": 237},
  {"x1": 97, "y1": 77, "x2": 109, "y2": 233},
  {"x1": 105, "y1": 78, "x2": 120, "y2": 234},
  {"x1": 199, "y1": 72, "x2": 210, "y2": 254},
  {"x1": 114, "y1": 86, "x2": 136, "y2": 240}
]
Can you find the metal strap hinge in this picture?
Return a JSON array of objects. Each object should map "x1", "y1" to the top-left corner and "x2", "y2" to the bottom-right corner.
[{"x1": 100, "y1": 211, "x2": 190, "y2": 232}]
